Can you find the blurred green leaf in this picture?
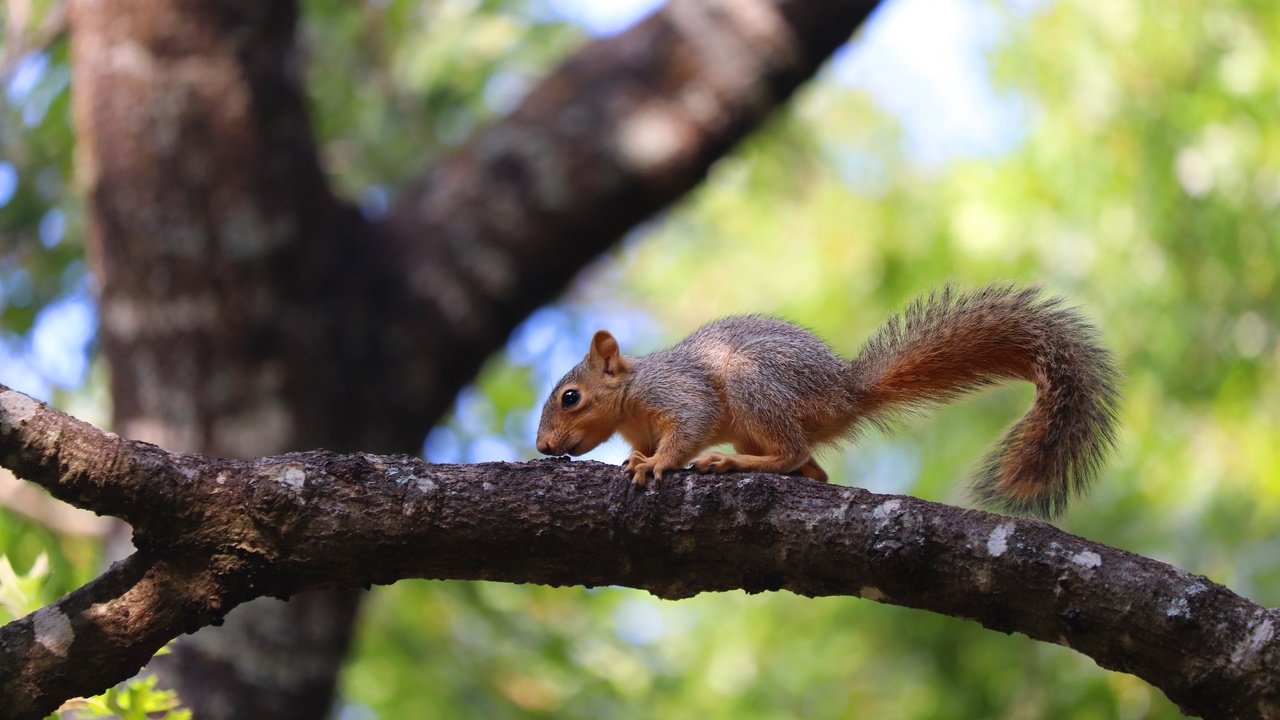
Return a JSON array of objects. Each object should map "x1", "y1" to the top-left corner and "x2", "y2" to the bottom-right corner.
[{"x1": 0, "y1": 552, "x2": 49, "y2": 621}]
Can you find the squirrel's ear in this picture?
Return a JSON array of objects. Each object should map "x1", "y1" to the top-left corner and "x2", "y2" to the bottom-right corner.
[{"x1": 589, "y1": 330, "x2": 630, "y2": 376}]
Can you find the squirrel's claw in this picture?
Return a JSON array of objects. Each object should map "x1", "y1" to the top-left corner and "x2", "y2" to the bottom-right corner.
[
  {"x1": 623, "y1": 450, "x2": 648, "y2": 470},
  {"x1": 623, "y1": 451, "x2": 663, "y2": 487},
  {"x1": 629, "y1": 463, "x2": 661, "y2": 487},
  {"x1": 631, "y1": 466, "x2": 651, "y2": 486}
]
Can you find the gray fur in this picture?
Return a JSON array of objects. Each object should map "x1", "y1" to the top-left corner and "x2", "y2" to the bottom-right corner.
[{"x1": 629, "y1": 316, "x2": 856, "y2": 456}]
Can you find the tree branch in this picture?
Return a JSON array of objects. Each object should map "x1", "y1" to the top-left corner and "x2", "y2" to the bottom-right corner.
[
  {"x1": 376, "y1": 0, "x2": 885, "y2": 436},
  {"x1": 0, "y1": 552, "x2": 233, "y2": 719},
  {"x1": 1, "y1": 384, "x2": 1277, "y2": 718}
]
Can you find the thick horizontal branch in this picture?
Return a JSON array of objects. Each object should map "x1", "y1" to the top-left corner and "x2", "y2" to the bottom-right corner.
[
  {"x1": 2, "y1": 384, "x2": 1278, "y2": 719},
  {"x1": 0, "y1": 386, "x2": 180, "y2": 525}
]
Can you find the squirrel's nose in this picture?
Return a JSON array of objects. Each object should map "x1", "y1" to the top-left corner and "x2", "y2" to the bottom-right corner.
[{"x1": 536, "y1": 438, "x2": 555, "y2": 455}]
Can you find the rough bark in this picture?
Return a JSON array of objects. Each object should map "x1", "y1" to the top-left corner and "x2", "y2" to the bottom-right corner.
[
  {"x1": 0, "y1": 552, "x2": 237, "y2": 720},
  {"x1": 65, "y1": 0, "x2": 884, "y2": 715},
  {"x1": 69, "y1": 0, "x2": 369, "y2": 711},
  {"x1": 2, "y1": 384, "x2": 1277, "y2": 720}
]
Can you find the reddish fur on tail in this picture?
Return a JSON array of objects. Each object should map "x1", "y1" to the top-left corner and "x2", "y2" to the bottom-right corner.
[{"x1": 850, "y1": 285, "x2": 1120, "y2": 519}]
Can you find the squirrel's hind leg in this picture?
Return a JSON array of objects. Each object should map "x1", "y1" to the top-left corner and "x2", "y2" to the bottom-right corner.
[
  {"x1": 690, "y1": 450, "x2": 810, "y2": 476},
  {"x1": 796, "y1": 457, "x2": 829, "y2": 483},
  {"x1": 690, "y1": 433, "x2": 815, "y2": 479},
  {"x1": 688, "y1": 451, "x2": 824, "y2": 480},
  {"x1": 691, "y1": 423, "x2": 817, "y2": 478}
]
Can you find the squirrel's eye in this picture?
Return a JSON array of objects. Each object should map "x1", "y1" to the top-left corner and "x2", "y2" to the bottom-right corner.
[{"x1": 561, "y1": 389, "x2": 581, "y2": 409}]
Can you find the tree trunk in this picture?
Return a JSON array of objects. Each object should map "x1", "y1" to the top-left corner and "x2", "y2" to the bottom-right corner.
[
  {"x1": 65, "y1": 0, "x2": 883, "y2": 715},
  {"x1": 70, "y1": 0, "x2": 375, "y2": 715}
]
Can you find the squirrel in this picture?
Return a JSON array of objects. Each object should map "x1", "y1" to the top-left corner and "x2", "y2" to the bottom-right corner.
[{"x1": 535, "y1": 284, "x2": 1119, "y2": 519}]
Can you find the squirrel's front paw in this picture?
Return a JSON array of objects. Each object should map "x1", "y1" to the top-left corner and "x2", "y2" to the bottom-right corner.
[
  {"x1": 691, "y1": 452, "x2": 737, "y2": 474},
  {"x1": 624, "y1": 451, "x2": 662, "y2": 487},
  {"x1": 624, "y1": 450, "x2": 648, "y2": 470}
]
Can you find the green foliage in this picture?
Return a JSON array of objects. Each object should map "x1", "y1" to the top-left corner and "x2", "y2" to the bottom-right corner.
[
  {"x1": 347, "y1": 2, "x2": 1278, "y2": 718},
  {"x1": 0, "y1": 553, "x2": 186, "y2": 720},
  {"x1": 55, "y1": 676, "x2": 191, "y2": 720},
  {"x1": 0, "y1": 551, "x2": 49, "y2": 620},
  {"x1": 0, "y1": 510, "x2": 99, "y2": 608},
  {"x1": 4, "y1": 0, "x2": 1279, "y2": 718},
  {"x1": 0, "y1": 29, "x2": 81, "y2": 338},
  {"x1": 301, "y1": 0, "x2": 582, "y2": 194}
]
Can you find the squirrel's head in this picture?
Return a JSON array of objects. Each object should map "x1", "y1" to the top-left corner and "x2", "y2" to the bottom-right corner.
[{"x1": 536, "y1": 329, "x2": 632, "y2": 457}]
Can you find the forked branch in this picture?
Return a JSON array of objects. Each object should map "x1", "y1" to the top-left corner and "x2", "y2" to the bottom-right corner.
[{"x1": 1, "y1": 384, "x2": 1276, "y2": 719}]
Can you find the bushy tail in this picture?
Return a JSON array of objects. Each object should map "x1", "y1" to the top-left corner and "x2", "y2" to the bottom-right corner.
[{"x1": 849, "y1": 285, "x2": 1120, "y2": 519}]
